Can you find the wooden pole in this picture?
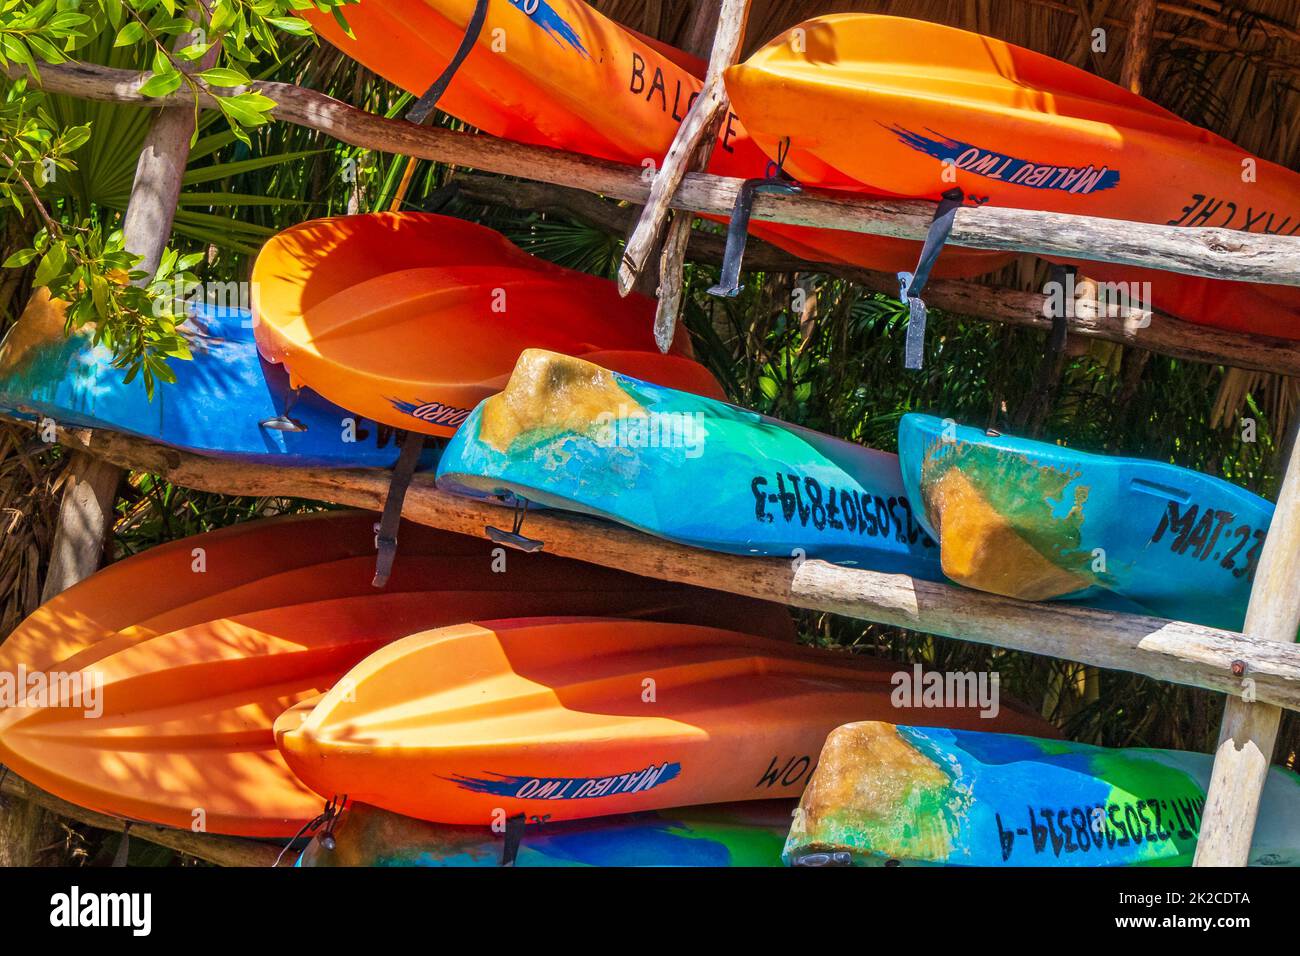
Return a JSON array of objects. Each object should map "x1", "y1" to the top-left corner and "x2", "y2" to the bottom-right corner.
[
  {"x1": 1194, "y1": 434, "x2": 1300, "y2": 865},
  {"x1": 617, "y1": 0, "x2": 750, "y2": 300},
  {"x1": 40, "y1": 24, "x2": 217, "y2": 602},
  {"x1": 1121, "y1": 0, "x2": 1158, "y2": 92},
  {"x1": 23, "y1": 419, "x2": 1300, "y2": 714},
  {"x1": 11, "y1": 17, "x2": 219, "y2": 866},
  {"x1": 19, "y1": 60, "x2": 1300, "y2": 288},
  {"x1": 0, "y1": 771, "x2": 282, "y2": 867},
  {"x1": 616, "y1": 0, "x2": 751, "y2": 350}
]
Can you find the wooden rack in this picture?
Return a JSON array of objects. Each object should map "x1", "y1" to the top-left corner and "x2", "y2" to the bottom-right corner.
[{"x1": 10, "y1": 2, "x2": 1300, "y2": 867}]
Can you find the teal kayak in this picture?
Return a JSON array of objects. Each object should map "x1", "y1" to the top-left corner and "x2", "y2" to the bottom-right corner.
[
  {"x1": 296, "y1": 800, "x2": 794, "y2": 867},
  {"x1": 436, "y1": 349, "x2": 942, "y2": 578},
  {"x1": 785, "y1": 722, "x2": 1300, "y2": 867},
  {"x1": 0, "y1": 295, "x2": 435, "y2": 469},
  {"x1": 897, "y1": 413, "x2": 1274, "y2": 630}
]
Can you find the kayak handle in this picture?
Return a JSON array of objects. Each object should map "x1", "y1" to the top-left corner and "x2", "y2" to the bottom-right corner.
[
  {"x1": 260, "y1": 386, "x2": 307, "y2": 432},
  {"x1": 486, "y1": 498, "x2": 544, "y2": 553}
]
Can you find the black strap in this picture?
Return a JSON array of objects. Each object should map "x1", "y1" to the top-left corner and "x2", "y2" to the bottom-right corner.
[
  {"x1": 405, "y1": 0, "x2": 489, "y2": 125},
  {"x1": 259, "y1": 386, "x2": 307, "y2": 433},
  {"x1": 500, "y1": 813, "x2": 527, "y2": 866},
  {"x1": 1046, "y1": 263, "x2": 1074, "y2": 353},
  {"x1": 898, "y1": 187, "x2": 966, "y2": 370},
  {"x1": 708, "y1": 142, "x2": 800, "y2": 298},
  {"x1": 373, "y1": 432, "x2": 426, "y2": 588}
]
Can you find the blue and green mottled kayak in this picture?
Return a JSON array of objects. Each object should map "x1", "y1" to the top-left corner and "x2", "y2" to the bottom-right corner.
[
  {"x1": 296, "y1": 800, "x2": 794, "y2": 867},
  {"x1": 436, "y1": 349, "x2": 941, "y2": 577},
  {"x1": 785, "y1": 722, "x2": 1300, "y2": 867},
  {"x1": 0, "y1": 292, "x2": 433, "y2": 469},
  {"x1": 897, "y1": 413, "x2": 1274, "y2": 630}
]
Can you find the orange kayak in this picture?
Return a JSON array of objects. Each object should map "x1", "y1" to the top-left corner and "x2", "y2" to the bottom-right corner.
[
  {"x1": 0, "y1": 512, "x2": 792, "y2": 836},
  {"x1": 275, "y1": 618, "x2": 1056, "y2": 824},
  {"x1": 726, "y1": 14, "x2": 1300, "y2": 338},
  {"x1": 301, "y1": 0, "x2": 1004, "y2": 278},
  {"x1": 250, "y1": 212, "x2": 725, "y2": 435}
]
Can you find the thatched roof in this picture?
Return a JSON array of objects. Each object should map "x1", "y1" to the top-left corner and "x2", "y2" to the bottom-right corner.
[{"x1": 595, "y1": 0, "x2": 1300, "y2": 170}]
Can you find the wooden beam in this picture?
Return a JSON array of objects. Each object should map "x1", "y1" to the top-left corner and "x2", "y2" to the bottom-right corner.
[
  {"x1": 1194, "y1": 433, "x2": 1300, "y2": 865},
  {"x1": 0, "y1": 770, "x2": 282, "y2": 867},
  {"x1": 452, "y1": 173, "x2": 1300, "y2": 378},
  {"x1": 23, "y1": 418, "x2": 1300, "y2": 715},
  {"x1": 20, "y1": 61, "x2": 1300, "y2": 288},
  {"x1": 617, "y1": 0, "x2": 748, "y2": 322}
]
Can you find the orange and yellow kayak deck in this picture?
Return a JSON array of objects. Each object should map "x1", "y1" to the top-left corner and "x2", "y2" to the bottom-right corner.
[
  {"x1": 276, "y1": 617, "x2": 1056, "y2": 824},
  {"x1": 250, "y1": 212, "x2": 724, "y2": 436}
]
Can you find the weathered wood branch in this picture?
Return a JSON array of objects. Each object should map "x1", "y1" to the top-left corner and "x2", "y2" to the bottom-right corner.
[
  {"x1": 21, "y1": 418, "x2": 1300, "y2": 714},
  {"x1": 20, "y1": 61, "x2": 1300, "y2": 288},
  {"x1": 452, "y1": 173, "x2": 1300, "y2": 377},
  {"x1": 617, "y1": 0, "x2": 749, "y2": 296},
  {"x1": 0, "y1": 770, "x2": 282, "y2": 867},
  {"x1": 1195, "y1": 430, "x2": 1300, "y2": 866}
]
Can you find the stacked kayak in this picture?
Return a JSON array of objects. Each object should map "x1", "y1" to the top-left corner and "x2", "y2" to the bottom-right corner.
[
  {"x1": 726, "y1": 14, "x2": 1300, "y2": 339},
  {"x1": 785, "y1": 722, "x2": 1300, "y2": 867},
  {"x1": 276, "y1": 618, "x2": 1054, "y2": 824},
  {"x1": 897, "y1": 413, "x2": 1274, "y2": 630},
  {"x1": 300, "y1": 0, "x2": 999, "y2": 278},
  {"x1": 0, "y1": 290, "x2": 421, "y2": 468},
  {"x1": 0, "y1": 511, "x2": 794, "y2": 836},
  {"x1": 296, "y1": 800, "x2": 796, "y2": 867},
  {"x1": 250, "y1": 212, "x2": 724, "y2": 437},
  {"x1": 436, "y1": 349, "x2": 943, "y2": 577}
]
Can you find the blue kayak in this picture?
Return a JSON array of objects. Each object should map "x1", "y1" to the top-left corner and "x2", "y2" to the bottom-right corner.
[
  {"x1": 436, "y1": 349, "x2": 943, "y2": 577},
  {"x1": 0, "y1": 293, "x2": 438, "y2": 469},
  {"x1": 295, "y1": 800, "x2": 793, "y2": 868},
  {"x1": 786, "y1": 722, "x2": 1300, "y2": 867},
  {"x1": 897, "y1": 413, "x2": 1274, "y2": 630}
]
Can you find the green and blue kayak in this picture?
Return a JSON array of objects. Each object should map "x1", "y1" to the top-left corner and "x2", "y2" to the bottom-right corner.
[
  {"x1": 436, "y1": 349, "x2": 942, "y2": 578},
  {"x1": 297, "y1": 800, "x2": 794, "y2": 867},
  {"x1": 897, "y1": 413, "x2": 1275, "y2": 630},
  {"x1": 785, "y1": 722, "x2": 1300, "y2": 867}
]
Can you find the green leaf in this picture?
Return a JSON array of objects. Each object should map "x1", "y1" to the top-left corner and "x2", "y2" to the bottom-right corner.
[
  {"x1": 112, "y1": 21, "x2": 146, "y2": 46},
  {"x1": 33, "y1": 242, "x2": 67, "y2": 287},
  {"x1": 266, "y1": 16, "x2": 313, "y2": 35},
  {"x1": 2, "y1": 248, "x2": 38, "y2": 268},
  {"x1": 197, "y1": 67, "x2": 250, "y2": 87},
  {"x1": 138, "y1": 70, "x2": 183, "y2": 98}
]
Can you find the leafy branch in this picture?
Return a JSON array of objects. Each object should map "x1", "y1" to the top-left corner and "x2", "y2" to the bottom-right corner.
[{"x1": 0, "y1": 0, "x2": 356, "y2": 393}]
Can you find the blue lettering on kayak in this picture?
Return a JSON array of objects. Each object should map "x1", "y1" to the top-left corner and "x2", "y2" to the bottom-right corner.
[
  {"x1": 886, "y1": 124, "x2": 1119, "y2": 194},
  {"x1": 389, "y1": 397, "x2": 472, "y2": 429},
  {"x1": 509, "y1": 0, "x2": 590, "y2": 59},
  {"x1": 447, "y1": 762, "x2": 681, "y2": 800}
]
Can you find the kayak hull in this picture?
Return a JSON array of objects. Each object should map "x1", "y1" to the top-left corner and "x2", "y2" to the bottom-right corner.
[
  {"x1": 0, "y1": 292, "x2": 422, "y2": 468},
  {"x1": 275, "y1": 617, "x2": 1056, "y2": 825},
  {"x1": 786, "y1": 722, "x2": 1300, "y2": 866},
  {"x1": 301, "y1": 0, "x2": 1005, "y2": 279},
  {"x1": 250, "y1": 212, "x2": 725, "y2": 437},
  {"x1": 0, "y1": 512, "x2": 793, "y2": 836},
  {"x1": 897, "y1": 413, "x2": 1274, "y2": 630},
  {"x1": 726, "y1": 14, "x2": 1300, "y2": 339},
  {"x1": 436, "y1": 349, "x2": 944, "y2": 577}
]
